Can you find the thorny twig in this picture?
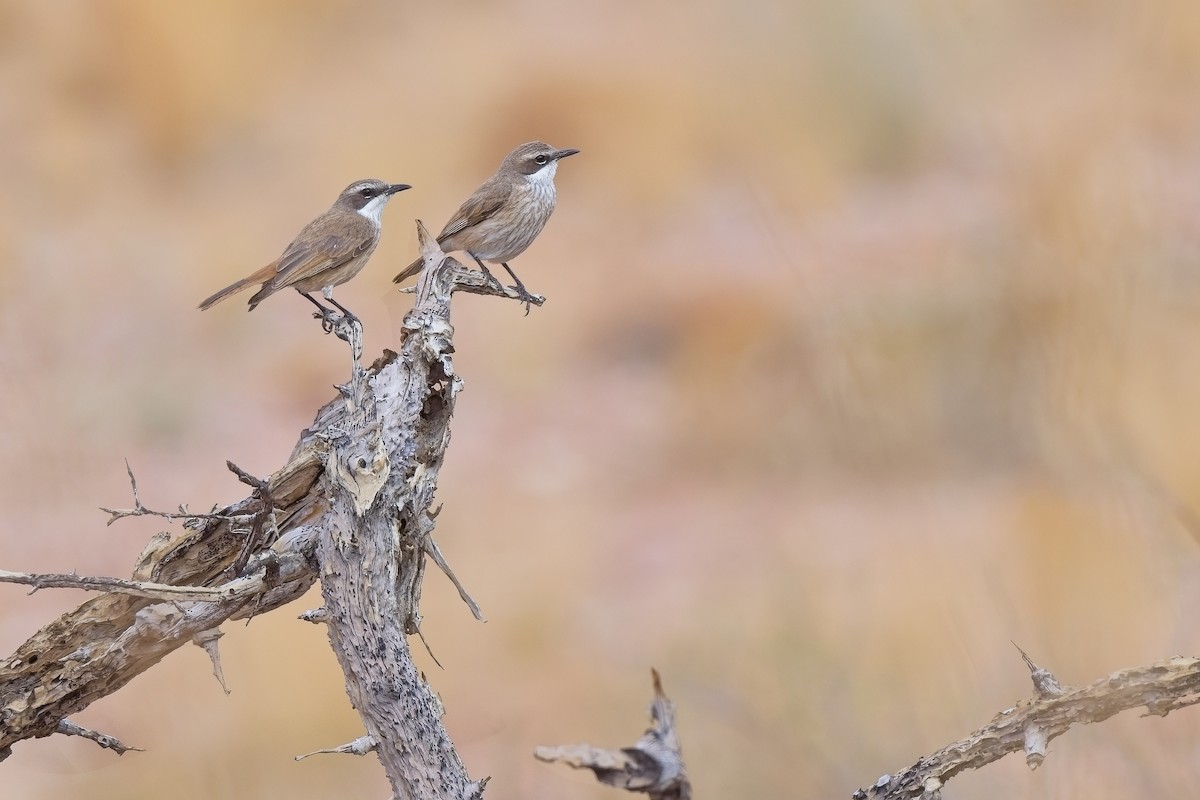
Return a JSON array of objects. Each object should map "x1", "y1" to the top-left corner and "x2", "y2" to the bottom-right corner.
[{"x1": 100, "y1": 460, "x2": 249, "y2": 527}]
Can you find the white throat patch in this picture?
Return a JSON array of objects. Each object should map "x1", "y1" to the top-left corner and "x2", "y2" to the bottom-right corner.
[
  {"x1": 526, "y1": 159, "x2": 559, "y2": 187},
  {"x1": 357, "y1": 194, "x2": 391, "y2": 225}
]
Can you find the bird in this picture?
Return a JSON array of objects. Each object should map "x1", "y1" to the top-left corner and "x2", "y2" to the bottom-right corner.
[
  {"x1": 392, "y1": 141, "x2": 578, "y2": 312},
  {"x1": 199, "y1": 178, "x2": 411, "y2": 326}
]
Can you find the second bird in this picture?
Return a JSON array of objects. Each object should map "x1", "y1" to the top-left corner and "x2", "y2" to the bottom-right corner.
[
  {"x1": 392, "y1": 141, "x2": 579, "y2": 312},
  {"x1": 199, "y1": 178, "x2": 411, "y2": 325}
]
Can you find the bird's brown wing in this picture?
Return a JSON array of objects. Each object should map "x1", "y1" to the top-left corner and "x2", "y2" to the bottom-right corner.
[
  {"x1": 437, "y1": 176, "x2": 514, "y2": 243},
  {"x1": 393, "y1": 177, "x2": 516, "y2": 285},
  {"x1": 270, "y1": 212, "x2": 375, "y2": 289}
]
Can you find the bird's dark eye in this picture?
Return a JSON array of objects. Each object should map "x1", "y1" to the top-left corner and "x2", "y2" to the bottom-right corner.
[
  {"x1": 534, "y1": 154, "x2": 548, "y2": 165},
  {"x1": 361, "y1": 188, "x2": 375, "y2": 198}
]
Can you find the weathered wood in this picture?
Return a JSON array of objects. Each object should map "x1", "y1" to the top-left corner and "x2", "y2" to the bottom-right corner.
[
  {"x1": 536, "y1": 669, "x2": 692, "y2": 800},
  {"x1": 0, "y1": 223, "x2": 525, "y2": 787},
  {"x1": 1, "y1": 448, "x2": 325, "y2": 757},
  {"x1": 313, "y1": 222, "x2": 479, "y2": 798},
  {"x1": 854, "y1": 653, "x2": 1200, "y2": 800},
  {"x1": 0, "y1": 526, "x2": 317, "y2": 759}
]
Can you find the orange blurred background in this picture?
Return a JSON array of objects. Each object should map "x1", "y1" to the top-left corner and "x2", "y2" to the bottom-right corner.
[{"x1": 4, "y1": 2, "x2": 1200, "y2": 798}]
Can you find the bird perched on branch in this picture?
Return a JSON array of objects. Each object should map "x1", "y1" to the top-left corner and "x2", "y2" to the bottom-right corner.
[
  {"x1": 392, "y1": 141, "x2": 578, "y2": 313},
  {"x1": 199, "y1": 178, "x2": 411, "y2": 327}
]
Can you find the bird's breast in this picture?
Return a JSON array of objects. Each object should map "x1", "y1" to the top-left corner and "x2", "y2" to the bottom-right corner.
[{"x1": 469, "y1": 181, "x2": 556, "y2": 262}]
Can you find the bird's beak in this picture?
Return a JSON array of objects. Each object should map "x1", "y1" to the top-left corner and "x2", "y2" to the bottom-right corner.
[
  {"x1": 551, "y1": 148, "x2": 580, "y2": 161},
  {"x1": 386, "y1": 183, "x2": 412, "y2": 195}
]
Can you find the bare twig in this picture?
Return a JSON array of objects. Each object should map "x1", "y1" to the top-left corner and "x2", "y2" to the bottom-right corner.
[
  {"x1": 854, "y1": 655, "x2": 1200, "y2": 800},
  {"x1": 295, "y1": 734, "x2": 378, "y2": 761},
  {"x1": 100, "y1": 460, "x2": 247, "y2": 526},
  {"x1": 0, "y1": 568, "x2": 271, "y2": 603},
  {"x1": 55, "y1": 719, "x2": 143, "y2": 756},
  {"x1": 226, "y1": 461, "x2": 269, "y2": 493},
  {"x1": 424, "y1": 538, "x2": 484, "y2": 621},
  {"x1": 536, "y1": 669, "x2": 691, "y2": 800},
  {"x1": 224, "y1": 460, "x2": 282, "y2": 579},
  {"x1": 412, "y1": 620, "x2": 444, "y2": 671},
  {"x1": 1013, "y1": 641, "x2": 1065, "y2": 698}
]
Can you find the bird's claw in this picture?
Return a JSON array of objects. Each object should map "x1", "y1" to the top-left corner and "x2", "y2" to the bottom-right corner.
[
  {"x1": 313, "y1": 307, "x2": 361, "y2": 337},
  {"x1": 510, "y1": 285, "x2": 539, "y2": 316},
  {"x1": 313, "y1": 309, "x2": 338, "y2": 334}
]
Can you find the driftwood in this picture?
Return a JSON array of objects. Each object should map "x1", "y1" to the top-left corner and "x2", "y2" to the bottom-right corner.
[{"x1": 0, "y1": 221, "x2": 1198, "y2": 798}]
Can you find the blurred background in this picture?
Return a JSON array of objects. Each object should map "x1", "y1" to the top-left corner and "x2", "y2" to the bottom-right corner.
[{"x1": 4, "y1": 1, "x2": 1200, "y2": 797}]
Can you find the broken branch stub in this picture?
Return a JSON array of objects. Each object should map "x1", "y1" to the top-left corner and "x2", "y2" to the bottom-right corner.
[{"x1": 536, "y1": 669, "x2": 692, "y2": 800}]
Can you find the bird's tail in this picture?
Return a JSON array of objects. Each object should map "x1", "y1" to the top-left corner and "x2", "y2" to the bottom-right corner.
[
  {"x1": 198, "y1": 277, "x2": 256, "y2": 310},
  {"x1": 392, "y1": 257, "x2": 424, "y2": 285},
  {"x1": 198, "y1": 263, "x2": 277, "y2": 310}
]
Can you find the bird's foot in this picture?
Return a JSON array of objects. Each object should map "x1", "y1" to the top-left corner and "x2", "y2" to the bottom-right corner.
[
  {"x1": 509, "y1": 285, "x2": 542, "y2": 316},
  {"x1": 313, "y1": 307, "x2": 339, "y2": 334},
  {"x1": 312, "y1": 308, "x2": 361, "y2": 339}
]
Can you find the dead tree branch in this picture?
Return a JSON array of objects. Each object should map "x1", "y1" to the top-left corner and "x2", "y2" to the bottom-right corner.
[
  {"x1": 98, "y1": 459, "x2": 251, "y2": 527},
  {"x1": 536, "y1": 669, "x2": 692, "y2": 800},
  {"x1": 55, "y1": 719, "x2": 143, "y2": 756},
  {"x1": 0, "y1": 525, "x2": 317, "y2": 760},
  {"x1": 0, "y1": 222, "x2": 522, "y2": 798},
  {"x1": 295, "y1": 734, "x2": 379, "y2": 761},
  {"x1": 854, "y1": 651, "x2": 1200, "y2": 800},
  {"x1": 308, "y1": 221, "x2": 488, "y2": 798},
  {"x1": 0, "y1": 565, "x2": 286, "y2": 603}
]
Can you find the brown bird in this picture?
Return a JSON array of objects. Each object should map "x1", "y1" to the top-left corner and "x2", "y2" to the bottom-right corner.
[
  {"x1": 392, "y1": 141, "x2": 578, "y2": 312},
  {"x1": 199, "y1": 178, "x2": 411, "y2": 325}
]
